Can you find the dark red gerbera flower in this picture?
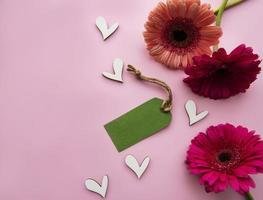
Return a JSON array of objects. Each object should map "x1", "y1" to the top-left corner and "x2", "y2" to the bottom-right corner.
[
  {"x1": 186, "y1": 124, "x2": 263, "y2": 195},
  {"x1": 183, "y1": 44, "x2": 261, "y2": 99}
]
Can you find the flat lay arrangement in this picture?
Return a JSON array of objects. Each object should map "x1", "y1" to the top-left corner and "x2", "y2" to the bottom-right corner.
[{"x1": 0, "y1": 0, "x2": 262, "y2": 200}]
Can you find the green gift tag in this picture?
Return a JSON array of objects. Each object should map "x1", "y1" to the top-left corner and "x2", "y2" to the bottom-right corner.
[{"x1": 104, "y1": 98, "x2": 172, "y2": 152}]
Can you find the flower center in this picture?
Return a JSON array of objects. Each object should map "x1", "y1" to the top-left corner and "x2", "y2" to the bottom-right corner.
[
  {"x1": 215, "y1": 68, "x2": 227, "y2": 76},
  {"x1": 171, "y1": 30, "x2": 188, "y2": 42},
  {"x1": 208, "y1": 64, "x2": 230, "y2": 78},
  {"x1": 163, "y1": 18, "x2": 200, "y2": 52},
  {"x1": 211, "y1": 148, "x2": 241, "y2": 172},
  {"x1": 218, "y1": 151, "x2": 232, "y2": 163}
]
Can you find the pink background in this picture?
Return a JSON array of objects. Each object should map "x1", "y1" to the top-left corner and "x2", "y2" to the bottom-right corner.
[{"x1": 0, "y1": 0, "x2": 262, "y2": 199}]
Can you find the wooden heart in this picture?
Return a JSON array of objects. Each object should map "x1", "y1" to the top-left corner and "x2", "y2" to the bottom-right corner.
[
  {"x1": 96, "y1": 16, "x2": 119, "y2": 40},
  {"x1": 185, "y1": 100, "x2": 208, "y2": 126},
  {"x1": 125, "y1": 155, "x2": 150, "y2": 179},
  {"x1": 102, "y1": 58, "x2": 124, "y2": 82},
  {"x1": 85, "y1": 175, "x2": 108, "y2": 198}
]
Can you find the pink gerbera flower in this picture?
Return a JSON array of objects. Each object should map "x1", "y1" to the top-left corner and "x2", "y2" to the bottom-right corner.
[
  {"x1": 186, "y1": 124, "x2": 263, "y2": 195},
  {"x1": 183, "y1": 44, "x2": 261, "y2": 99},
  {"x1": 143, "y1": 0, "x2": 222, "y2": 69}
]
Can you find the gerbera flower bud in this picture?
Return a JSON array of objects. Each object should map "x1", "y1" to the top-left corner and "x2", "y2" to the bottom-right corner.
[
  {"x1": 186, "y1": 124, "x2": 263, "y2": 196},
  {"x1": 143, "y1": 0, "x2": 222, "y2": 69},
  {"x1": 183, "y1": 44, "x2": 261, "y2": 99}
]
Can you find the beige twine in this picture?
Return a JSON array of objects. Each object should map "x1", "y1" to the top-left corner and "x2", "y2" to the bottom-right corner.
[{"x1": 127, "y1": 65, "x2": 173, "y2": 112}]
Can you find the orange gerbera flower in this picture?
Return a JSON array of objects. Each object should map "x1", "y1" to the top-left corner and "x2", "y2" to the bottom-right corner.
[{"x1": 143, "y1": 0, "x2": 222, "y2": 69}]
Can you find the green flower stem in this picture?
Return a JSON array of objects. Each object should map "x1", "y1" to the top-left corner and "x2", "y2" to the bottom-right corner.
[
  {"x1": 245, "y1": 192, "x2": 254, "y2": 200},
  {"x1": 214, "y1": 0, "x2": 246, "y2": 15},
  {"x1": 213, "y1": 0, "x2": 229, "y2": 52}
]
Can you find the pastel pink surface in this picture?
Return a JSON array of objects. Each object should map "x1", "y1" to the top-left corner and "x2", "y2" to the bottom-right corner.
[{"x1": 0, "y1": 0, "x2": 262, "y2": 200}]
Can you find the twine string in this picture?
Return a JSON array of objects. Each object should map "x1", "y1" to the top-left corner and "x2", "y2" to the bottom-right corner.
[{"x1": 127, "y1": 65, "x2": 173, "y2": 112}]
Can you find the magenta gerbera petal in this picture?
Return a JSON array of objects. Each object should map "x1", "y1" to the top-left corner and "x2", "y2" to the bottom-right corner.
[
  {"x1": 183, "y1": 44, "x2": 261, "y2": 99},
  {"x1": 186, "y1": 124, "x2": 263, "y2": 194}
]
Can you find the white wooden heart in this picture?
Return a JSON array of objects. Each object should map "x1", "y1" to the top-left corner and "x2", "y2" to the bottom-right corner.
[
  {"x1": 102, "y1": 58, "x2": 124, "y2": 82},
  {"x1": 125, "y1": 155, "x2": 150, "y2": 179},
  {"x1": 85, "y1": 175, "x2": 108, "y2": 198},
  {"x1": 96, "y1": 16, "x2": 119, "y2": 40},
  {"x1": 185, "y1": 100, "x2": 208, "y2": 126}
]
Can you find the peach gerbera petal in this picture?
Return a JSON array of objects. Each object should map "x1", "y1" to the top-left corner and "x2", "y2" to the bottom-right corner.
[
  {"x1": 143, "y1": 0, "x2": 222, "y2": 69},
  {"x1": 182, "y1": 54, "x2": 188, "y2": 67},
  {"x1": 167, "y1": 0, "x2": 178, "y2": 19},
  {"x1": 200, "y1": 26, "x2": 223, "y2": 38},
  {"x1": 149, "y1": 45, "x2": 165, "y2": 56},
  {"x1": 177, "y1": 1, "x2": 187, "y2": 17},
  {"x1": 184, "y1": 0, "x2": 201, "y2": 8},
  {"x1": 186, "y1": 3, "x2": 199, "y2": 19},
  {"x1": 194, "y1": 4, "x2": 216, "y2": 27}
]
